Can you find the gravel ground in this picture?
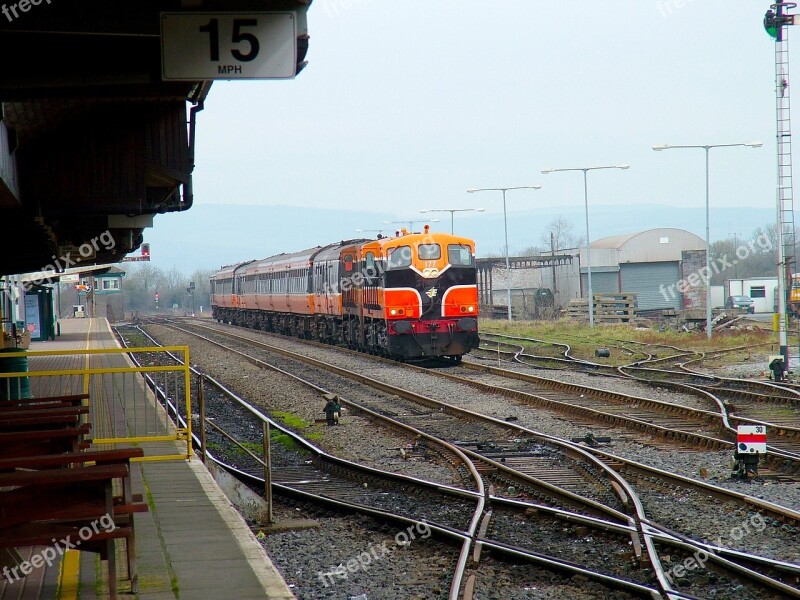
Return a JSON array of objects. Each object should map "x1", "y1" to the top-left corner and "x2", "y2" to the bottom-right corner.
[
  {"x1": 654, "y1": 543, "x2": 790, "y2": 600},
  {"x1": 693, "y1": 351, "x2": 777, "y2": 379},
  {"x1": 488, "y1": 508, "x2": 651, "y2": 586},
  {"x1": 145, "y1": 322, "x2": 800, "y2": 595},
  {"x1": 259, "y1": 499, "x2": 457, "y2": 599},
  {"x1": 471, "y1": 559, "x2": 643, "y2": 600},
  {"x1": 628, "y1": 472, "x2": 800, "y2": 563}
]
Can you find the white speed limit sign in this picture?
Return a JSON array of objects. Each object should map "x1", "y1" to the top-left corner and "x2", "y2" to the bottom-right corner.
[{"x1": 161, "y1": 12, "x2": 297, "y2": 80}]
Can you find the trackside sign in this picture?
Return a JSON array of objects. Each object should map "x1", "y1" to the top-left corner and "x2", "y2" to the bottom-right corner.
[
  {"x1": 737, "y1": 425, "x2": 767, "y2": 454},
  {"x1": 161, "y1": 12, "x2": 297, "y2": 80}
]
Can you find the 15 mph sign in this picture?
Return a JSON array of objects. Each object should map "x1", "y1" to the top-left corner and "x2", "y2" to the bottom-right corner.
[{"x1": 161, "y1": 12, "x2": 297, "y2": 80}]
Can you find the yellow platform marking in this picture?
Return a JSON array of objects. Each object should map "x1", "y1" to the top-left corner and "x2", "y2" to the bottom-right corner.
[
  {"x1": 57, "y1": 543, "x2": 81, "y2": 598},
  {"x1": 58, "y1": 320, "x2": 94, "y2": 597}
]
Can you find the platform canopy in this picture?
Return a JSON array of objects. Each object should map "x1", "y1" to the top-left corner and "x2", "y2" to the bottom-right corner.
[{"x1": 0, "y1": 1, "x2": 311, "y2": 275}]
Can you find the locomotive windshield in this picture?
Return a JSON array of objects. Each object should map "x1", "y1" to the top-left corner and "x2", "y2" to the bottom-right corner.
[
  {"x1": 418, "y1": 244, "x2": 441, "y2": 260},
  {"x1": 387, "y1": 246, "x2": 412, "y2": 269},
  {"x1": 448, "y1": 244, "x2": 473, "y2": 266}
]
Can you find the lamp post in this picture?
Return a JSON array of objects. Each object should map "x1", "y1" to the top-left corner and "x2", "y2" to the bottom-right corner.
[
  {"x1": 467, "y1": 186, "x2": 542, "y2": 321},
  {"x1": 383, "y1": 219, "x2": 439, "y2": 232},
  {"x1": 652, "y1": 142, "x2": 762, "y2": 339},
  {"x1": 541, "y1": 165, "x2": 630, "y2": 328},
  {"x1": 419, "y1": 208, "x2": 485, "y2": 234},
  {"x1": 355, "y1": 229, "x2": 388, "y2": 237}
]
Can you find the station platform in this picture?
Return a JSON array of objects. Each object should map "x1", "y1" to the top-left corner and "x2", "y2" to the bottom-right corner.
[{"x1": 0, "y1": 318, "x2": 296, "y2": 600}]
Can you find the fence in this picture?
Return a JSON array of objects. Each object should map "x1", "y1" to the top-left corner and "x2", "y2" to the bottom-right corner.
[{"x1": 0, "y1": 346, "x2": 192, "y2": 461}]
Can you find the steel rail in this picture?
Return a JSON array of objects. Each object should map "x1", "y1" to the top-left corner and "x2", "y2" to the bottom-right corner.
[
  {"x1": 473, "y1": 337, "x2": 800, "y2": 466},
  {"x1": 643, "y1": 521, "x2": 800, "y2": 578},
  {"x1": 161, "y1": 321, "x2": 639, "y2": 522},
  {"x1": 133, "y1": 322, "x2": 655, "y2": 597},
  {"x1": 120, "y1": 325, "x2": 483, "y2": 600},
  {"x1": 617, "y1": 367, "x2": 800, "y2": 464},
  {"x1": 473, "y1": 539, "x2": 664, "y2": 599},
  {"x1": 156, "y1": 323, "x2": 636, "y2": 527},
  {"x1": 166, "y1": 318, "x2": 791, "y2": 597},
  {"x1": 151, "y1": 321, "x2": 680, "y2": 597},
  {"x1": 188, "y1": 350, "x2": 676, "y2": 589},
  {"x1": 640, "y1": 523, "x2": 800, "y2": 598},
  {"x1": 584, "y1": 445, "x2": 800, "y2": 524}
]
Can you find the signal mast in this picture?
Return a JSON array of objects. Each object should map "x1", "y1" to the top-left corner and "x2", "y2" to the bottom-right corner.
[{"x1": 765, "y1": 1, "x2": 798, "y2": 376}]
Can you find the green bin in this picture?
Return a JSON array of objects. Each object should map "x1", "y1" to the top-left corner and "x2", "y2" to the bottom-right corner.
[{"x1": 0, "y1": 348, "x2": 31, "y2": 401}]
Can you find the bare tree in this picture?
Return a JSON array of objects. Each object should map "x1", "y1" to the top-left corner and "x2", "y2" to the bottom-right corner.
[{"x1": 540, "y1": 217, "x2": 584, "y2": 251}]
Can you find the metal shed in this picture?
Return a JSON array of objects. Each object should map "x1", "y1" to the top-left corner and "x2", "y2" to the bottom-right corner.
[{"x1": 580, "y1": 228, "x2": 707, "y2": 311}]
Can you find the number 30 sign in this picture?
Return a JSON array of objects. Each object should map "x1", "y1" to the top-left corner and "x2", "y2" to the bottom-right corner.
[{"x1": 161, "y1": 12, "x2": 297, "y2": 81}]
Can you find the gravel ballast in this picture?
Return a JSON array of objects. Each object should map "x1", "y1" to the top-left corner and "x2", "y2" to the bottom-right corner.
[{"x1": 141, "y1": 322, "x2": 800, "y2": 597}]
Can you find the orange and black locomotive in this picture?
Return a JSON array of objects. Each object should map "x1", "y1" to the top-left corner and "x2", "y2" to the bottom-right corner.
[{"x1": 210, "y1": 226, "x2": 480, "y2": 360}]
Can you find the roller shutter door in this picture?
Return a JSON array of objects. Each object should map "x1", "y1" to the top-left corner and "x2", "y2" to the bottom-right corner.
[
  {"x1": 580, "y1": 272, "x2": 619, "y2": 295},
  {"x1": 620, "y1": 262, "x2": 681, "y2": 310}
]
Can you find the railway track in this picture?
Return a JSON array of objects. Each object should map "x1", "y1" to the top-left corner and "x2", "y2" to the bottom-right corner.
[
  {"x1": 135, "y1": 322, "x2": 675, "y2": 597},
  {"x1": 475, "y1": 331, "x2": 800, "y2": 468},
  {"x1": 136, "y1": 318, "x2": 793, "y2": 595},
  {"x1": 116, "y1": 325, "x2": 482, "y2": 599}
]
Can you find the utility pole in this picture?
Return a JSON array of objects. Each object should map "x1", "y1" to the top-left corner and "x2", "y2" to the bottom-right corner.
[{"x1": 550, "y1": 231, "x2": 557, "y2": 297}]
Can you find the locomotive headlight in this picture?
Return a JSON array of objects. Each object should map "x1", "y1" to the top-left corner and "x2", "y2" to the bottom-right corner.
[
  {"x1": 390, "y1": 309, "x2": 398, "y2": 316},
  {"x1": 468, "y1": 306, "x2": 474, "y2": 313}
]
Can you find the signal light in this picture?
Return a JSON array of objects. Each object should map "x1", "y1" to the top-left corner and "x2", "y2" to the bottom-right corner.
[{"x1": 141, "y1": 243, "x2": 150, "y2": 258}]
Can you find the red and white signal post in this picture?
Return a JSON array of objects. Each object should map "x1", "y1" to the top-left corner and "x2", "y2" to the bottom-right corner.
[{"x1": 732, "y1": 425, "x2": 767, "y2": 479}]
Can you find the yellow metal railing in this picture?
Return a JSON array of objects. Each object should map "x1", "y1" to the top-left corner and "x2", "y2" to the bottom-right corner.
[{"x1": 0, "y1": 346, "x2": 193, "y2": 461}]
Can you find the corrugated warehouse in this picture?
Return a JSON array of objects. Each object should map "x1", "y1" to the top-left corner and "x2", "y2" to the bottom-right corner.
[{"x1": 579, "y1": 228, "x2": 708, "y2": 311}]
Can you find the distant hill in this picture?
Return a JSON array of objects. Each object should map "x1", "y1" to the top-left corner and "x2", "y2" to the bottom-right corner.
[{"x1": 140, "y1": 203, "x2": 774, "y2": 274}]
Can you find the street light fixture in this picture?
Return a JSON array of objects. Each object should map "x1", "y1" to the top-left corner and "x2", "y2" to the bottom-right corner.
[
  {"x1": 467, "y1": 186, "x2": 542, "y2": 321},
  {"x1": 652, "y1": 142, "x2": 762, "y2": 339},
  {"x1": 419, "y1": 208, "x2": 485, "y2": 234},
  {"x1": 541, "y1": 165, "x2": 630, "y2": 328}
]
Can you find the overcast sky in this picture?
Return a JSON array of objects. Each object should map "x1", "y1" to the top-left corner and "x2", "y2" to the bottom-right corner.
[{"x1": 165, "y1": 1, "x2": 792, "y2": 260}]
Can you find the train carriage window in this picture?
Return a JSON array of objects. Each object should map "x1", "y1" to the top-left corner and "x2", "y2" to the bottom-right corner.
[
  {"x1": 364, "y1": 251, "x2": 379, "y2": 284},
  {"x1": 448, "y1": 244, "x2": 474, "y2": 266},
  {"x1": 387, "y1": 246, "x2": 412, "y2": 269},
  {"x1": 418, "y1": 244, "x2": 441, "y2": 260}
]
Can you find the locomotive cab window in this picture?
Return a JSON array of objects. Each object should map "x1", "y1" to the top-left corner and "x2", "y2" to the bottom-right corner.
[
  {"x1": 448, "y1": 244, "x2": 474, "y2": 266},
  {"x1": 343, "y1": 254, "x2": 354, "y2": 272},
  {"x1": 387, "y1": 246, "x2": 412, "y2": 269},
  {"x1": 418, "y1": 244, "x2": 441, "y2": 260}
]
